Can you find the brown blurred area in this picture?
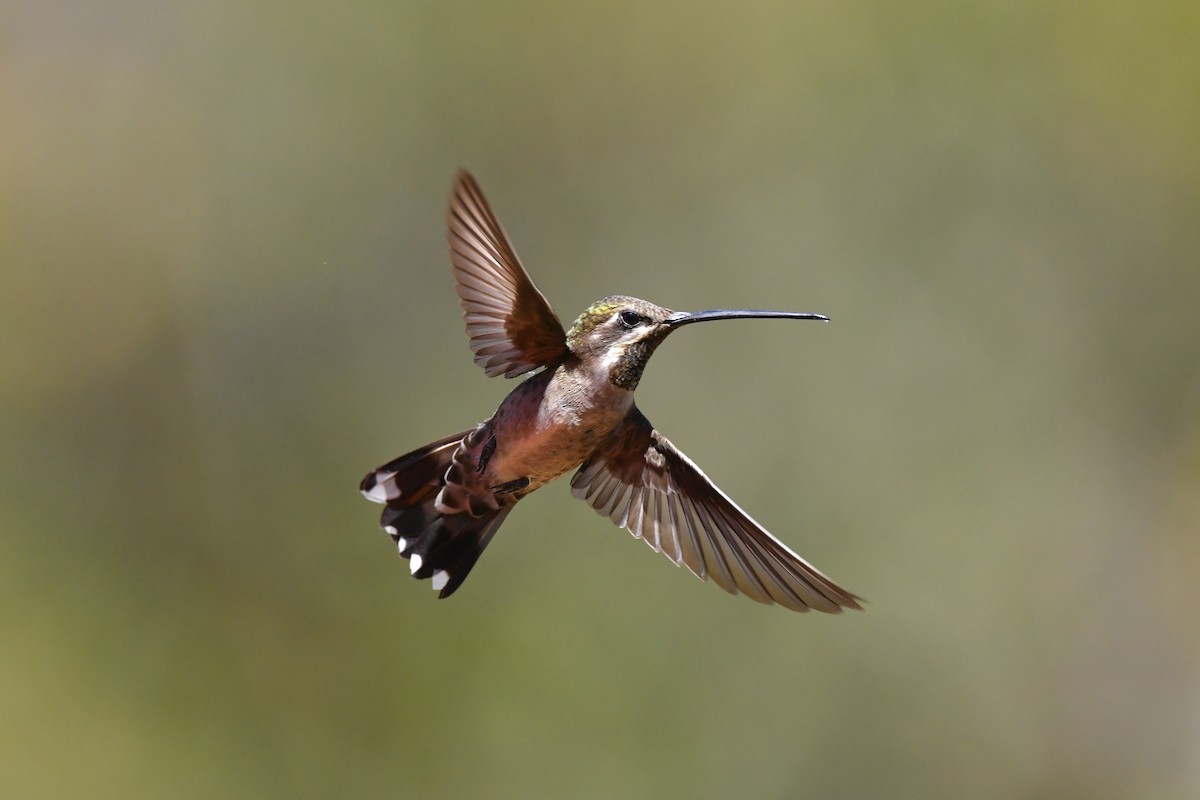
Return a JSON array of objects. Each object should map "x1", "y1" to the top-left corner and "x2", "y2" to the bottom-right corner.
[{"x1": 3, "y1": 2, "x2": 1198, "y2": 798}]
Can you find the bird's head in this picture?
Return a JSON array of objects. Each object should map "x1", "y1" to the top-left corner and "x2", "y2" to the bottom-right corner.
[{"x1": 566, "y1": 294, "x2": 828, "y2": 390}]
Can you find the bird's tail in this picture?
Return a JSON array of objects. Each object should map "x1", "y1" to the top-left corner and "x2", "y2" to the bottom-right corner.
[{"x1": 360, "y1": 430, "x2": 513, "y2": 598}]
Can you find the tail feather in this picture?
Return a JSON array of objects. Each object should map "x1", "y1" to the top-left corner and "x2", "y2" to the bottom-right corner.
[
  {"x1": 361, "y1": 429, "x2": 516, "y2": 598},
  {"x1": 360, "y1": 430, "x2": 469, "y2": 505},
  {"x1": 412, "y1": 505, "x2": 514, "y2": 597}
]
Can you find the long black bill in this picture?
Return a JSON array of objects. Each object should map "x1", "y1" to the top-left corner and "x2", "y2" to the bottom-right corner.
[{"x1": 664, "y1": 309, "x2": 829, "y2": 328}]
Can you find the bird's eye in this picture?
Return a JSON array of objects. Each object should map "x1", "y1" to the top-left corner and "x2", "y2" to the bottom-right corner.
[{"x1": 618, "y1": 310, "x2": 643, "y2": 328}]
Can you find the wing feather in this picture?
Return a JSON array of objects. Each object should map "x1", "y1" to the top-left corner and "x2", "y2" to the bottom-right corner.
[
  {"x1": 447, "y1": 171, "x2": 569, "y2": 377},
  {"x1": 570, "y1": 407, "x2": 862, "y2": 613}
]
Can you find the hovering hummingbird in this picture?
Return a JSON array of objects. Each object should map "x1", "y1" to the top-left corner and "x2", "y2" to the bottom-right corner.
[{"x1": 360, "y1": 171, "x2": 861, "y2": 613}]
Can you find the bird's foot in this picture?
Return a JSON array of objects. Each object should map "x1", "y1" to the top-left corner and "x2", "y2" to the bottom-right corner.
[
  {"x1": 477, "y1": 434, "x2": 496, "y2": 474},
  {"x1": 491, "y1": 477, "x2": 530, "y2": 495}
]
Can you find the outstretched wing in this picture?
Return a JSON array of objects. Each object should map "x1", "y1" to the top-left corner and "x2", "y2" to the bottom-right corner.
[
  {"x1": 446, "y1": 170, "x2": 569, "y2": 378},
  {"x1": 571, "y1": 407, "x2": 862, "y2": 613}
]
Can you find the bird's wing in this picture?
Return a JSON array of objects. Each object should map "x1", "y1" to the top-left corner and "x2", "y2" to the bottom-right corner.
[
  {"x1": 570, "y1": 407, "x2": 862, "y2": 613},
  {"x1": 446, "y1": 170, "x2": 569, "y2": 378}
]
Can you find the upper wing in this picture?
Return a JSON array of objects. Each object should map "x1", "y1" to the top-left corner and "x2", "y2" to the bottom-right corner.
[
  {"x1": 570, "y1": 407, "x2": 863, "y2": 613},
  {"x1": 446, "y1": 170, "x2": 569, "y2": 377}
]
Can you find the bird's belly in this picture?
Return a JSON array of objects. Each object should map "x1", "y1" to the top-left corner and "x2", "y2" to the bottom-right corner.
[
  {"x1": 489, "y1": 379, "x2": 632, "y2": 489},
  {"x1": 489, "y1": 425, "x2": 599, "y2": 488}
]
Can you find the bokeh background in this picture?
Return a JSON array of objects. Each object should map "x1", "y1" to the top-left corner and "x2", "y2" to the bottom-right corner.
[{"x1": 4, "y1": 2, "x2": 1199, "y2": 798}]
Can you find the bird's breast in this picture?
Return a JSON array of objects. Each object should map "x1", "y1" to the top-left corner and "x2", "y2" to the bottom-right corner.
[{"x1": 488, "y1": 365, "x2": 634, "y2": 489}]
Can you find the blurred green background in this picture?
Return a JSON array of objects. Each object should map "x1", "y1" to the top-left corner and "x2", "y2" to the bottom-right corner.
[{"x1": 4, "y1": 2, "x2": 1199, "y2": 798}]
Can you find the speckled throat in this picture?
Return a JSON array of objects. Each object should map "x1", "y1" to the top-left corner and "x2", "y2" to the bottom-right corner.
[{"x1": 608, "y1": 330, "x2": 671, "y2": 390}]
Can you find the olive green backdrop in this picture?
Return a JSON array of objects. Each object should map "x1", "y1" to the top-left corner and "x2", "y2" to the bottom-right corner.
[{"x1": 3, "y1": 2, "x2": 1198, "y2": 798}]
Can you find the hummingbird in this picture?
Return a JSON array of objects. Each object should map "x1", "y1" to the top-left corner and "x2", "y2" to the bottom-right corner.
[{"x1": 360, "y1": 171, "x2": 861, "y2": 613}]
